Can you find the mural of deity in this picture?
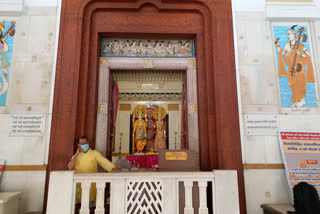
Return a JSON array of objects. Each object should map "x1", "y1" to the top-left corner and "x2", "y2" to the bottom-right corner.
[
  {"x1": 0, "y1": 21, "x2": 15, "y2": 106},
  {"x1": 101, "y1": 39, "x2": 194, "y2": 58},
  {"x1": 153, "y1": 107, "x2": 167, "y2": 151},
  {"x1": 274, "y1": 25, "x2": 317, "y2": 108}
]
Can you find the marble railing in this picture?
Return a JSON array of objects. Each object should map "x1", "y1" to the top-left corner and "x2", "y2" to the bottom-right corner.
[{"x1": 46, "y1": 171, "x2": 240, "y2": 214}]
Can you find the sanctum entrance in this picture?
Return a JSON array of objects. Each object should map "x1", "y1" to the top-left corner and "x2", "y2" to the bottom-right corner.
[
  {"x1": 96, "y1": 56, "x2": 199, "y2": 165},
  {"x1": 46, "y1": 0, "x2": 246, "y2": 213}
]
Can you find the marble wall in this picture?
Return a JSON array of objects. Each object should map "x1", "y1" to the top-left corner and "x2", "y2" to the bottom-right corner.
[
  {"x1": 233, "y1": 0, "x2": 320, "y2": 213},
  {"x1": 0, "y1": 2, "x2": 58, "y2": 213}
]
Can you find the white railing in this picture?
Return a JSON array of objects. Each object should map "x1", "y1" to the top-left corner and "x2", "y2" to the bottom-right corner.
[{"x1": 46, "y1": 171, "x2": 240, "y2": 214}]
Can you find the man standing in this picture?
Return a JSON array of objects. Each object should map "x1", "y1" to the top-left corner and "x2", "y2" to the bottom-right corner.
[{"x1": 68, "y1": 136, "x2": 115, "y2": 204}]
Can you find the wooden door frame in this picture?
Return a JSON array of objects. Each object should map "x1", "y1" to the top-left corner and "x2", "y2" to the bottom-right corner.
[{"x1": 46, "y1": 0, "x2": 246, "y2": 213}]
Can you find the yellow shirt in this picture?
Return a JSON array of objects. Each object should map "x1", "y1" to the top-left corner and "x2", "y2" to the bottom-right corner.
[{"x1": 74, "y1": 149, "x2": 115, "y2": 203}]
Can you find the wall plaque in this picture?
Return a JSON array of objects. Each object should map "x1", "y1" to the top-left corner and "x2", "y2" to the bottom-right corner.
[
  {"x1": 165, "y1": 152, "x2": 188, "y2": 160},
  {"x1": 245, "y1": 115, "x2": 278, "y2": 136},
  {"x1": 8, "y1": 114, "x2": 46, "y2": 136},
  {"x1": 159, "y1": 150, "x2": 199, "y2": 171}
]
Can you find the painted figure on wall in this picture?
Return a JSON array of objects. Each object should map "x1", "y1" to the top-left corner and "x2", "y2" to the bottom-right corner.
[
  {"x1": 153, "y1": 107, "x2": 167, "y2": 151},
  {"x1": 274, "y1": 25, "x2": 317, "y2": 108},
  {"x1": 0, "y1": 21, "x2": 15, "y2": 106},
  {"x1": 132, "y1": 105, "x2": 147, "y2": 153}
]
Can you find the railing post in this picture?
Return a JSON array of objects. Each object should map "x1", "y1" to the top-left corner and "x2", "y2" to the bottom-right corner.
[
  {"x1": 162, "y1": 178, "x2": 177, "y2": 213},
  {"x1": 95, "y1": 182, "x2": 106, "y2": 214},
  {"x1": 198, "y1": 181, "x2": 209, "y2": 214},
  {"x1": 213, "y1": 170, "x2": 240, "y2": 214},
  {"x1": 110, "y1": 178, "x2": 126, "y2": 214},
  {"x1": 80, "y1": 181, "x2": 91, "y2": 214},
  {"x1": 184, "y1": 181, "x2": 194, "y2": 214},
  {"x1": 46, "y1": 171, "x2": 75, "y2": 214}
]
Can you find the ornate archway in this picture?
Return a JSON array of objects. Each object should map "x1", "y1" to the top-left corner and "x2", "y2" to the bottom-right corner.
[{"x1": 47, "y1": 0, "x2": 245, "y2": 213}]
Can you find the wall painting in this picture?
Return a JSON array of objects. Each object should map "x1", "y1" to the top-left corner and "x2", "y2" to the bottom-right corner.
[
  {"x1": 273, "y1": 24, "x2": 317, "y2": 108},
  {"x1": 0, "y1": 21, "x2": 16, "y2": 106}
]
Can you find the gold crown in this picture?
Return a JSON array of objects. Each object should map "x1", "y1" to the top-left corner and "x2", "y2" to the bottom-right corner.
[
  {"x1": 153, "y1": 107, "x2": 167, "y2": 120},
  {"x1": 133, "y1": 105, "x2": 147, "y2": 118}
]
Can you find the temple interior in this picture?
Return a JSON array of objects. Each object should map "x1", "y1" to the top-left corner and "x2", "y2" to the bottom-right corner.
[{"x1": 110, "y1": 70, "x2": 187, "y2": 164}]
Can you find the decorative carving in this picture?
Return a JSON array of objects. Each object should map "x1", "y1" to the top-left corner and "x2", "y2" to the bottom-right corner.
[
  {"x1": 98, "y1": 105, "x2": 105, "y2": 113},
  {"x1": 126, "y1": 180, "x2": 163, "y2": 214},
  {"x1": 112, "y1": 70, "x2": 184, "y2": 82},
  {"x1": 168, "y1": 104, "x2": 179, "y2": 111},
  {"x1": 120, "y1": 93, "x2": 182, "y2": 101},
  {"x1": 99, "y1": 58, "x2": 107, "y2": 65},
  {"x1": 119, "y1": 104, "x2": 131, "y2": 111},
  {"x1": 101, "y1": 39, "x2": 194, "y2": 58}
]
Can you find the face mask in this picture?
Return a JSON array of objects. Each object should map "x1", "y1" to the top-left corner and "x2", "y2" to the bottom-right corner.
[{"x1": 81, "y1": 144, "x2": 89, "y2": 152}]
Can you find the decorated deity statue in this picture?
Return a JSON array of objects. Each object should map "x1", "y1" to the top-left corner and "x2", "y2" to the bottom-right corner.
[
  {"x1": 132, "y1": 105, "x2": 147, "y2": 153},
  {"x1": 153, "y1": 107, "x2": 167, "y2": 151}
]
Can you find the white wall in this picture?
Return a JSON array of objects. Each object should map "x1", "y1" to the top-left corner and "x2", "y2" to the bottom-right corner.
[
  {"x1": 232, "y1": 0, "x2": 320, "y2": 213},
  {"x1": 0, "y1": 1, "x2": 60, "y2": 213}
]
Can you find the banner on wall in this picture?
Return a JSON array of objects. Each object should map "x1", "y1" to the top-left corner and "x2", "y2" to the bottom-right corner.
[
  {"x1": 279, "y1": 131, "x2": 320, "y2": 200},
  {"x1": 0, "y1": 160, "x2": 5, "y2": 182},
  {"x1": 0, "y1": 21, "x2": 16, "y2": 106}
]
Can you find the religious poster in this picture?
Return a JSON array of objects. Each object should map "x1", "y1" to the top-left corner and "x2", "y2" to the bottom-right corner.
[
  {"x1": 273, "y1": 24, "x2": 317, "y2": 108},
  {"x1": 279, "y1": 131, "x2": 320, "y2": 200},
  {"x1": 0, "y1": 160, "x2": 5, "y2": 182},
  {"x1": 0, "y1": 21, "x2": 16, "y2": 106}
]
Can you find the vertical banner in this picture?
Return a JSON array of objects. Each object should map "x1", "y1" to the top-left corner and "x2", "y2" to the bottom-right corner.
[
  {"x1": 0, "y1": 160, "x2": 5, "y2": 182},
  {"x1": 0, "y1": 21, "x2": 16, "y2": 106},
  {"x1": 279, "y1": 131, "x2": 320, "y2": 199}
]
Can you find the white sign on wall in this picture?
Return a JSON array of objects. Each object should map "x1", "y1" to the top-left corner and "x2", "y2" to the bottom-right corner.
[
  {"x1": 245, "y1": 115, "x2": 278, "y2": 136},
  {"x1": 8, "y1": 114, "x2": 46, "y2": 136}
]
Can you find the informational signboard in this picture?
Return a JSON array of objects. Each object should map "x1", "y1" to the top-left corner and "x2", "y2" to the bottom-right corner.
[
  {"x1": 8, "y1": 114, "x2": 46, "y2": 136},
  {"x1": 279, "y1": 131, "x2": 320, "y2": 200},
  {"x1": 245, "y1": 115, "x2": 278, "y2": 135}
]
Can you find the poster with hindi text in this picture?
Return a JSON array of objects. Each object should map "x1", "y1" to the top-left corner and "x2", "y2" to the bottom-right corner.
[{"x1": 279, "y1": 131, "x2": 320, "y2": 200}]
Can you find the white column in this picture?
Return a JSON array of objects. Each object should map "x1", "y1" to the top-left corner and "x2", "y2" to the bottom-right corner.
[
  {"x1": 186, "y1": 67, "x2": 199, "y2": 153},
  {"x1": 95, "y1": 59, "x2": 110, "y2": 156},
  {"x1": 95, "y1": 182, "x2": 106, "y2": 214},
  {"x1": 184, "y1": 181, "x2": 194, "y2": 214},
  {"x1": 198, "y1": 181, "x2": 209, "y2": 214},
  {"x1": 80, "y1": 181, "x2": 91, "y2": 214}
]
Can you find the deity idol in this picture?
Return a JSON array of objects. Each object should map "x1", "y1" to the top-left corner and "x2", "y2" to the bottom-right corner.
[
  {"x1": 153, "y1": 107, "x2": 167, "y2": 151},
  {"x1": 132, "y1": 105, "x2": 147, "y2": 153}
]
